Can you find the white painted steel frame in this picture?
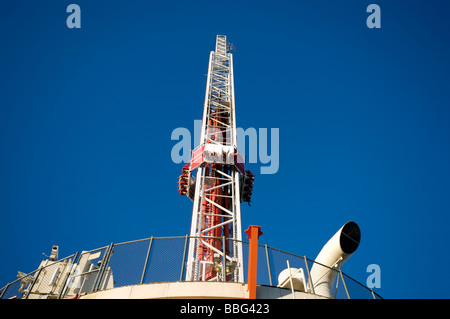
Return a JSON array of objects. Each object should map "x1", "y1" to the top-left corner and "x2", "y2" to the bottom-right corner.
[{"x1": 186, "y1": 35, "x2": 244, "y2": 282}]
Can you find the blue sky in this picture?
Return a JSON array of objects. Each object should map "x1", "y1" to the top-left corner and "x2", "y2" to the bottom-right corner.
[{"x1": 1, "y1": 1, "x2": 450, "y2": 299}]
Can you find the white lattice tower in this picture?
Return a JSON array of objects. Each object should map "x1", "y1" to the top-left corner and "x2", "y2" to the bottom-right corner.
[{"x1": 177, "y1": 35, "x2": 254, "y2": 282}]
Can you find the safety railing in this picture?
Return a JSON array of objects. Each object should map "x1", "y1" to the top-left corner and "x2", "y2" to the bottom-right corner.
[{"x1": 0, "y1": 236, "x2": 382, "y2": 299}]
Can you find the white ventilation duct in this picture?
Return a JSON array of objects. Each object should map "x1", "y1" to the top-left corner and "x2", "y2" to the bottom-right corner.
[{"x1": 309, "y1": 221, "x2": 361, "y2": 298}]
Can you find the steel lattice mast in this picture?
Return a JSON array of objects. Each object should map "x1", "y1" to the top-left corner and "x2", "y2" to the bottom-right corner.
[{"x1": 178, "y1": 35, "x2": 254, "y2": 282}]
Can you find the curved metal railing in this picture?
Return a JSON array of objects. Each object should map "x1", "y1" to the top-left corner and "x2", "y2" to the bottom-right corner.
[{"x1": 0, "y1": 236, "x2": 382, "y2": 299}]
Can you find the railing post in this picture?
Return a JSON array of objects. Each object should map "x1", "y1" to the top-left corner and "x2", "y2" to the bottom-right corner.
[
  {"x1": 222, "y1": 236, "x2": 227, "y2": 282},
  {"x1": 57, "y1": 252, "x2": 79, "y2": 299},
  {"x1": 245, "y1": 225, "x2": 263, "y2": 299},
  {"x1": 24, "y1": 268, "x2": 43, "y2": 299},
  {"x1": 303, "y1": 256, "x2": 315, "y2": 294},
  {"x1": 93, "y1": 243, "x2": 114, "y2": 292},
  {"x1": 286, "y1": 260, "x2": 295, "y2": 299},
  {"x1": 180, "y1": 235, "x2": 189, "y2": 281},
  {"x1": 265, "y1": 244, "x2": 272, "y2": 286},
  {"x1": 141, "y1": 237, "x2": 154, "y2": 284},
  {"x1": 339, "y1": 270, "x2": 351, "y2": 299},
  {"x1": 0, "y1": 283, "x2": 11, "y2": 299},
  {"x1": 371, "y1": 289, "x2": 377, "y2": 299}
]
